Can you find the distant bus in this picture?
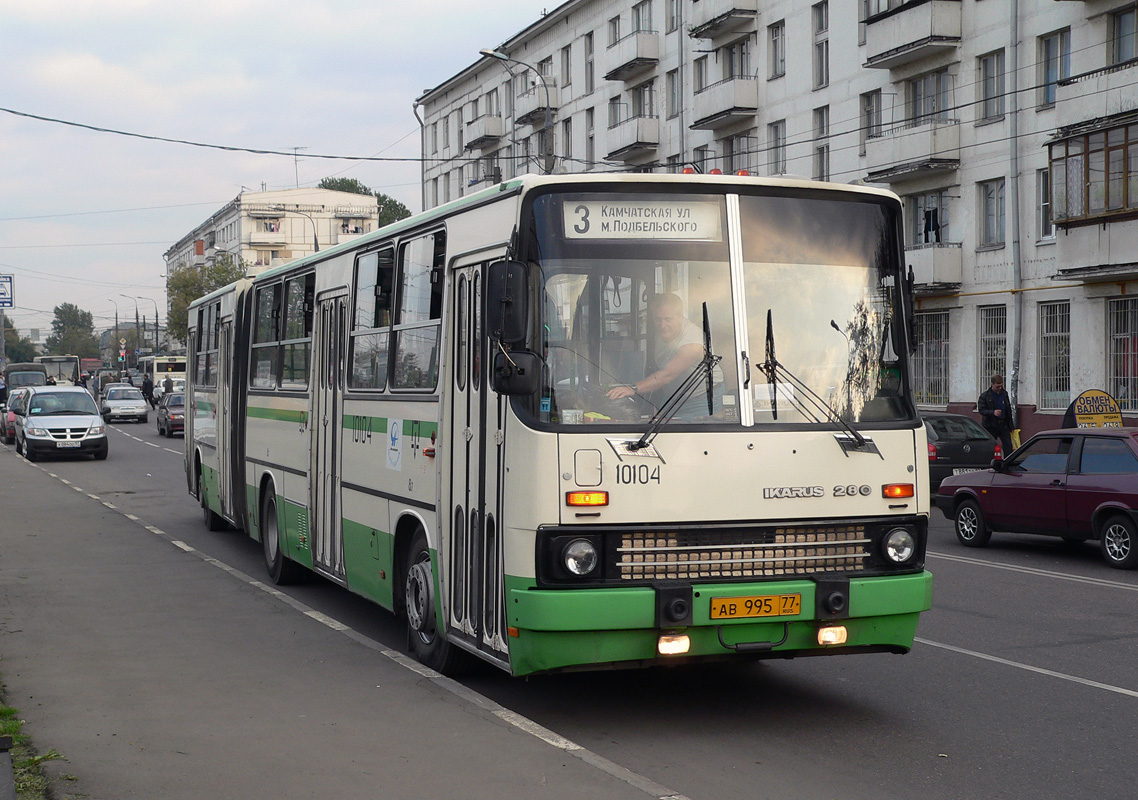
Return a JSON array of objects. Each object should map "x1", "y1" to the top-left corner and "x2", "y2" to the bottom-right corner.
[
  {"x1": 35, "y1": 355, "x2": 81, "y2": 386},
  {"x1": 81, "y1": 357, "x2": 103, "y2": 376},
  {"x1": 138, "y1": 355, "x2": 187, "y2": 389}
]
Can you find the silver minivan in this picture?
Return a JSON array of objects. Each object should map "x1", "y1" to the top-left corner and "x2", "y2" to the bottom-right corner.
[{"x1": 14, "y1": 385, "x2": 109, "y2": 461}]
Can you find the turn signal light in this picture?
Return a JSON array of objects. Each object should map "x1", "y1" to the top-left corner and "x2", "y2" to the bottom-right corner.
[
  {"x1": 882, "y1": 483, "x2": 915, "y2": 499},
  {"x1": 566, "y1": 491, "x2": 609, "y2": 507}
]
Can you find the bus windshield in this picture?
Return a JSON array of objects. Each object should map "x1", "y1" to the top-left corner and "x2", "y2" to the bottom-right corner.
[{"x1": 525, "y1": 188, "x2": 911, "y2": 428}]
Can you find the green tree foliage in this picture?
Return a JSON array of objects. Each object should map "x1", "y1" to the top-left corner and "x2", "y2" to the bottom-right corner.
[
  {"x1": 318, "y1": 177, "x2": 412, "y2": 228},
  {"x1": 44, "y1": 303, "x2": 99, "y2": 358},
  {"x1": 0, "y1": 312, "x2": 36, "y2": 363},
  {"x1": 167, "y1": 253, "x2": 247, "y2": 344}
]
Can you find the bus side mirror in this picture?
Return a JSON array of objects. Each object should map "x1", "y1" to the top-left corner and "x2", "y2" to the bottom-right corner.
[
  {"x1": 491, "y1": 350, "x2": 541, "y2": 396},
  {"x1": 486, "y1": 259, "x2": 529, "y2": 344}
]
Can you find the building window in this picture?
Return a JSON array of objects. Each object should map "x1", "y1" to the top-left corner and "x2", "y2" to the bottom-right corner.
[
  {"x1": 693, "y1": 145, "x2": 710, "y2": 173},
  {"x1": 913, "y1": 311, "x2": 950, "y2": 405},
  {"x1": 1109, "y1": 298, "x2": 1138, "y2": 410},
  {"x1": 979, "y1": 178, "x2": 1005, "y2": 247},
  {"x1": 608, "y1": 95, "x2": 623, "y2": 128},
  {"x1": 979, "y1": 50, "x2": 1005, "y2": 121},
  {"x1": 562, "y1": 118, "x2": 572, "y2": 161},
  {"x1": 724, "y1": 37, "x2": 751, "y2": 80},
  {"x1": 561, "y1": 44, "x2": 572, "y2": 87},
  {"x1": 632, "y1": 81, "x2": 654, "y2": 118},
  {"x1": 694, "y1": 56, "x2": 708, "y2": 92},
  {"x1": 1039, "y1": 30, "x2": 1070, "y2": 107},
  {"x1": 726, "y1": 130, "x2": 756, "y2": 174},
  {"x1": 813, "y1": 106, "x2": 829, "y2": 181},
  {"x1": 1049, "y1": 123, "x2": 1138, "y2": 225},
  {"x1": 585, "y1": 33, "x2": 595, "y2": 94},
  {"x1": 609, "y1": 15, "x2": 621, "y2": 46},
  {"x1": 978, "y1": 306, "x2": 1007, "y2": 394},
  {"x1": 666, "y1": 69, "x2": 680, "y2": 119},
  {"x1": 633, "y1": 0, "x2": 652, "y2": 32},
  {"x1": 442, "y1": 115, "x2": 450, "y2": 151},
  {"x1": 1038, "y1": 168, "x2": 1054, "y2": 240},
  {"x1": 538, "y1": 57, "x2": 553, "y2": 79},
  {"x1": 908, "y1": 190, "x2": 949, "y2": 246},
  {"x1": 768, "y1": 119, "x2": 786, "y2": 175},
  {"x1": 431, "y1": 122, "x2": 438, "y2": 154},
  {"x1": 1038, "y1": 301, "x2": 1070, "y2": 411},
  {"x1": 1113, "y1": 8, "x2": 1137, "y2": 64},
  {"x1": 667, "y1": 154, "x2": 681, "y2": 173},
  {"x1": 666, "y1": 0, "x2": 679, "y2": 33},
  {"x1": 485, "y1": 88, "x2": 499, "y2": 118},
  {"x1": 769, "y1": 21, "x2": 785, "y2": 79},
  {"x1": 812, "y1": 2, "x2": 829, "y2": 89},
  {"x1": 908, "y1": 69, "x2": 951, "y2": 124},
  {"x1": 586, "y1": 108, "x2": 595, "y2": 168},
  {"x1": 860, "y1": 90, "x2": 882, "y2": 155}
]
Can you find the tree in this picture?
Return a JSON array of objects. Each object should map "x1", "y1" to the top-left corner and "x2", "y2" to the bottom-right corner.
[
  {"x1": 0, "y1": 312, "x2": 36, "y2": 363},
  {"x1": 318, "y1": 177, "x2": 412, "y2": 228},
  {"x1": 44, "y1": 303, "x2": 99, "y2": 358},
  {"x1": 167, "y1": 253, "x2": 247, "y2": 344}
]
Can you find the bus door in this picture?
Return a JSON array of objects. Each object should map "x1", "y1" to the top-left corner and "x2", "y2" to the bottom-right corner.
[
  {"x1": 312, "y1": 290, "x2": 348, "y2": 583},
  {"x1": 448, "y1": 264, "x2": 508, "y2": 659},
  {"x1": 217, "y1": 319, "x2": 233, "y2": 519}
]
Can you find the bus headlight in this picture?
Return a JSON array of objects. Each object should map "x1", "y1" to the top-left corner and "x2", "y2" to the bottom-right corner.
[
  {"x1": 563, "y1": 539, "x2": 599, "y2": 576},
  {"x1": 883, "y1": 528, "x2": 916, "y2": 563}
]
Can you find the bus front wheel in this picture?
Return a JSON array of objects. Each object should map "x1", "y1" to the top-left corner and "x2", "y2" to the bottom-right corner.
[
  {"x1": 403, "y1": 532, "x2": 466, "y2": 676},
  {"x1": 261, "y1": 494, "x2": 303, "y2": 585},
  {"x1": 199, "y1": 470, "x2": 226, "y2": 532}
]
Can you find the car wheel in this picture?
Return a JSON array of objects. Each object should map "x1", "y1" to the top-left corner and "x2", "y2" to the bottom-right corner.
[
  {"x1": 403, "y1": 531, "x2": 467, "y2": 675},
  {"x1": 954, "y1": 499, "x2": 991, "y2": 547},
  {"x1": 1100, "y1": 515, "x2": 1138, "y2": 569},
  {"x1": 15, "y1": 435, "x2": 24, "y2": 457},
  {"x1": 93, "y1": 444, "x2": 108, "y2": 461},
  {"x1": 261, "y1": 493, "x2": 303, "y2": 585},
  {"x1": 198, "y1": 470, "x2": 227, "y2": 532},
  {"x1": 24, "y1": 440, "x2": 37, "y2": 462},
  {"x1": 140, "y1": 414, "x2": 148, "y2": 424}
]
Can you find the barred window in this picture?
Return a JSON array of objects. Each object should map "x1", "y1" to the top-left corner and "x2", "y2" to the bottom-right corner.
[
  {"x1": 1038, "y1": 301, "x2": 1070, "y2": 410},
  {"x1": 1108, "y1": 298, "x2": 1138, "y2": 411},
  {"x1": 913, "y1": 311, "x2": 950, "y2": 405},
  {"x1": 978, "y1": 306, "x2": 1007, "y2": 396}
]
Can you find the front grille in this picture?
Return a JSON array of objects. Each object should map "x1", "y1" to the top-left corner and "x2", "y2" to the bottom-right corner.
[
  {"x1": 47, "y1": 427, "x2": 88, "y2": 441},
  {"x1": 616, "y1": 525, "x2": 869, "y2": 581}
]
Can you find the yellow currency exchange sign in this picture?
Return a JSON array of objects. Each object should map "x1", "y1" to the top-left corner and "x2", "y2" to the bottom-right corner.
[{"x1": 1069, "y1": 389, "x2": 1123, "y2": 428}]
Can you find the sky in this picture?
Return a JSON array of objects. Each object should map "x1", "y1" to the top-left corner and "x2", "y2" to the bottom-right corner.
[{"x1": 0, "y1": 0, "x2": 545, "y2": 341}]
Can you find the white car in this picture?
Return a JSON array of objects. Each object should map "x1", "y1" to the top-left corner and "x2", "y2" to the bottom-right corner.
[
  {"x1": 152, "y1": 377, "x2": 186, "y2": 401},
  {"x1": 14, "y1": 386, "x2": 108, "y2": 461},
  {"x1": 100, "y1": 386, "x2": 150, "y2": 423}
]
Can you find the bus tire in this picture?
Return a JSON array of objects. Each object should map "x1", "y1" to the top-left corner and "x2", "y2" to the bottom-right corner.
[
  {"x1": 262, "y1": 494, "x2": 303, "y2": 585},
  {"x1": 198, "y1": 470, "x2": 227, "y2": 532},
  {"x1": 403, "y1": 531, "x2": 466, "y2": 676},
  {"x1": 1100, "y1": 515, "x2": 1138, "y2": 570},
  {"x1": 954, "y1": 499, "x2": 991, "y2": 548}
]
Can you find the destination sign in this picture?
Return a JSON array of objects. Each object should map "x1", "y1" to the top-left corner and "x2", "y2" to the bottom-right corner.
[{"x1": 563, "y1": 200, "x2": 722, "y2": 241}]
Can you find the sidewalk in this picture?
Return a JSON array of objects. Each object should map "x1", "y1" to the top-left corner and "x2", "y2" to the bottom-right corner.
[{"x1": 0, "y1": 453, "x2": 661, "y2": 800}]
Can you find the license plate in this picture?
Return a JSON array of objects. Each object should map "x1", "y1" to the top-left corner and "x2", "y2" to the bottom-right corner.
[
  {"x1": 709, "y1": 593, "x2": 801, "y2": 620},
  {"x1": 952, "y1": 467, "x2": 980, "y2": 475},
  {"x1": 56, "y1": 441, "x2": 81, "y2": 448}
]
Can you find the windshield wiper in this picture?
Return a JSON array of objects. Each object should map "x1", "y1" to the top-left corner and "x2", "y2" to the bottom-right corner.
[
  {"x1": 628, "y1": 303, "x2": 721, "y2": 452},
  {"x1": 758, "y1": 311, "x2": 880, "y2": 458}
]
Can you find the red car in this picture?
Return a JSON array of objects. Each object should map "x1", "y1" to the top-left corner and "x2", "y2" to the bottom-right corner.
[
  {"x1": 935, "y1": 428, "x2": 1138, "y2": 569},
  {"x1": 2, "y1": 387, "x2": 29, "y2": 445}
]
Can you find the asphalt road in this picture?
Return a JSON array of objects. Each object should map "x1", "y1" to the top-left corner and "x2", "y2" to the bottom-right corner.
[{"x1": 3, "y1": 421, "x2": 1138, "y2": 799}]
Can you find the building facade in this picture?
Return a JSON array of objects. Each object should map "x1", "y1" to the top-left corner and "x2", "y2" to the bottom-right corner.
[{"x1": 415, "y1": 0, "x2": 1138, "y2": 434}]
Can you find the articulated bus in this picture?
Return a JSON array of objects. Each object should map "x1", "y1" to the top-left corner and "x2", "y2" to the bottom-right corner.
[
  {"x1": 187, "y1": 174, "x2": 932, "y2": 677},
  {"x1": 35, "y1": 355, "x2": 81, "y2": 386}
]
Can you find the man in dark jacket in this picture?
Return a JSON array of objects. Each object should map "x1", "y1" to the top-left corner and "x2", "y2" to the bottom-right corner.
[
  {"x1": 141, "y1": 375, "x2": 155, "y2": 408},
  {"x1": 978, "y1": 373, "x2": 1015, "y2": 454}
]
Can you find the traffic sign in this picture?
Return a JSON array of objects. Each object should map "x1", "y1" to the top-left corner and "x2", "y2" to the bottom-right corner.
[
  {"x1": 120, "y1": 337, "x2": 127, "y2": 346},
  {"x1": 0, "y1": 274, "x2": 12, "y2": 308}
]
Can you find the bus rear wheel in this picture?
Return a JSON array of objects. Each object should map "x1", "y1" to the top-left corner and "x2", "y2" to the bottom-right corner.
[
  {"x1": 404, "y1": 532, "x2": 466, "y2": 676},
  {"x1": 262, "y1": 494, "x2": 303, "y2": 585}
]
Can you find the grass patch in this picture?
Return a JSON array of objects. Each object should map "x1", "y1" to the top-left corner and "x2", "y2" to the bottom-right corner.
[{"x1": 1, "y1": 687, "x2": 65, "y2": 800}]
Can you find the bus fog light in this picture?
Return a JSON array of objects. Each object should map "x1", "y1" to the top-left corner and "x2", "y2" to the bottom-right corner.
[
  {"x1": 658, "y1": 634, "x2": 690, "y2": 655},
  {"x1": 817, "y1": 625, "x2": 847, "y2": 646},
  {"x1": 884, "y1": 528, "x2": 916, "y2": 563},
  {"x1": 563, "y1": 539, "x2": 598, "y2": 576}
]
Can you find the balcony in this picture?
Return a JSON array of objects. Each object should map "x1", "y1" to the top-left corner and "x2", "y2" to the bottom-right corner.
[
  {"x1": 688, "y1": 0, "x2": 759, "y2": 41},
  {"x1": 865, "y1": 0, "x2": 961, "y2": 70},
  {"x1": 691, "y1": 77, "x2": 760, "y2": 130},
  {"x1": 605, "y1": 116, "x2": 659, "y2": 161},
  {"x1": 1055, "y1": 58, "x2": 1138, "y2": 128},
  {"x1": 248, "y1": 230, "x2": 287, "y2": 246},
  {"x1": 603, "y1": 31, "x2": 660, "y2": 82},
  {"x1": 465, "y1": 115, "x2": 505, "y2": 150},
  {"x1": 865, "y1": 118, "x2": 960, "y2": 183},
  {"x1": 515, "y1": 82, "x2": 557, "y2": 126},
  {"x1": 906, "y1": 243, "x2": 962, "y2": 288}
]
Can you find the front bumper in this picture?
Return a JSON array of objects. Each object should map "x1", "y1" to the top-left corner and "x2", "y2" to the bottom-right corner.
[
  {"x1": 25, "y1": 434, "x2": 108, "y2": 456},
  {"x1": 105, "y1": 408, "x2": 148, "y2": 421}
]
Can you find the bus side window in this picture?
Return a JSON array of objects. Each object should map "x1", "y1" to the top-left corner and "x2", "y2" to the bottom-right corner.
[
  {"x1": 350, "y1": 248, "x2": 395, "y2": 391},
  {"x1": 252, "y1": 284, "x2": 282, "y2": 389},
  {"x1": 280, "y1": 273, "x2": 314, "y2": 389},
  {"x1": 392, "y1": 231, "x2": 446, "y2": 390}
]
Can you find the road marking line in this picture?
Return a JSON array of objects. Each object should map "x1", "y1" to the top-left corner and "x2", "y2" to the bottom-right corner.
[
  {"x1": 87, "y1": 493, "x2": 100, "y2": 500},
  {"x1": 102, "y1": 502, "x2": 116, "y2": 509},
  {"x1": 145, "y1": 442, "x2": 160, "y2": 448},
  {"x1": 59, "y1": 479, "x2": 71, "y2": 485},
  {"x1": 927, "y1": 550, "x2": 1138, "y2": 592},
  {"x1": 304, "y1": 610, "x2": 350, "y2": 631},
  {"x1": 493, "y1": 709, "x2": 582, "y2": 751},
  {"x1": 123, "y1": 513, "x2": 140, "y2": 521},
  {"x1": 917, "y1": 637, "x2": 1138, "y2": 699},
  {"x1": 170, "y1": 540, "x2": 193, "y2": 552}
]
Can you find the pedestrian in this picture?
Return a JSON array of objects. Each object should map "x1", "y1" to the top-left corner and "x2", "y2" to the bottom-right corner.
[
  {"x1": 978, "y1": 373, "x2": 1015, "y2": 455},
  {"x1": 162, "y1": 375, "x2": 174, "y2": 397},
  {"x1": 141, "y1": 374, "x2": 155, "y2": 408}
]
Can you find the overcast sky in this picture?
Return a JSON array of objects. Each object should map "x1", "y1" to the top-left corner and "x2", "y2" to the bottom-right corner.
[{"x1": 0, "y1": 0, "x2": 543, "y2": 339}]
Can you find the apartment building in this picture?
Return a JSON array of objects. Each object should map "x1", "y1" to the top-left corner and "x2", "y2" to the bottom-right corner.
[
  {"x1": 415, "y1": 0, "x2": 1138, "y2": 433},
  {"x1": 164, "y1": 188, "x2": 380, "y2": 277}
]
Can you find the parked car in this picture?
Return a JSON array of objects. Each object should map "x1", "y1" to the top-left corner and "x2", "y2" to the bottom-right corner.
[
  {"x1": 13, "y1": 385, "x2": 108, "y2": 461},
  {"x1": 156, "y1": 392, "x2": 185, "y2": 437},
  {"x1": 924, "y1": 411, "x2": 1002, "y2": 490},
  {"x1": 935, "y1": 428, "x2": 1138, "y2": 569},
  {"x1": 2, "y1": 387, "x2": 30, "y2": 444},
  {"x1": 101, "y1": 386, "x2": 149, "y2": 423}
]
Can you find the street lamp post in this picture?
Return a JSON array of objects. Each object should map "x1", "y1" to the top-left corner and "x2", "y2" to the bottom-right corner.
[
  {"x1": 121, "y1": 294, "x2": 139, "y2": 369},
  {"x1": 479, "y1": 48, "x2": 554, "y2": 174},
  {"x1": 108, "y1": 298, "x2": 119, "y2": 367},
  {"x1": 139, "y1": 296, "x2": 160, "y2": 354},
  {"x1": 271, "y1": 206, "x2": 319, "y2": 254}
]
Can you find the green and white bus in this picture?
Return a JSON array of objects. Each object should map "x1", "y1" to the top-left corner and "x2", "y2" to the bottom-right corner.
[{"x1": 187, "y1": 174, "x2": 933, "y2": 676}]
